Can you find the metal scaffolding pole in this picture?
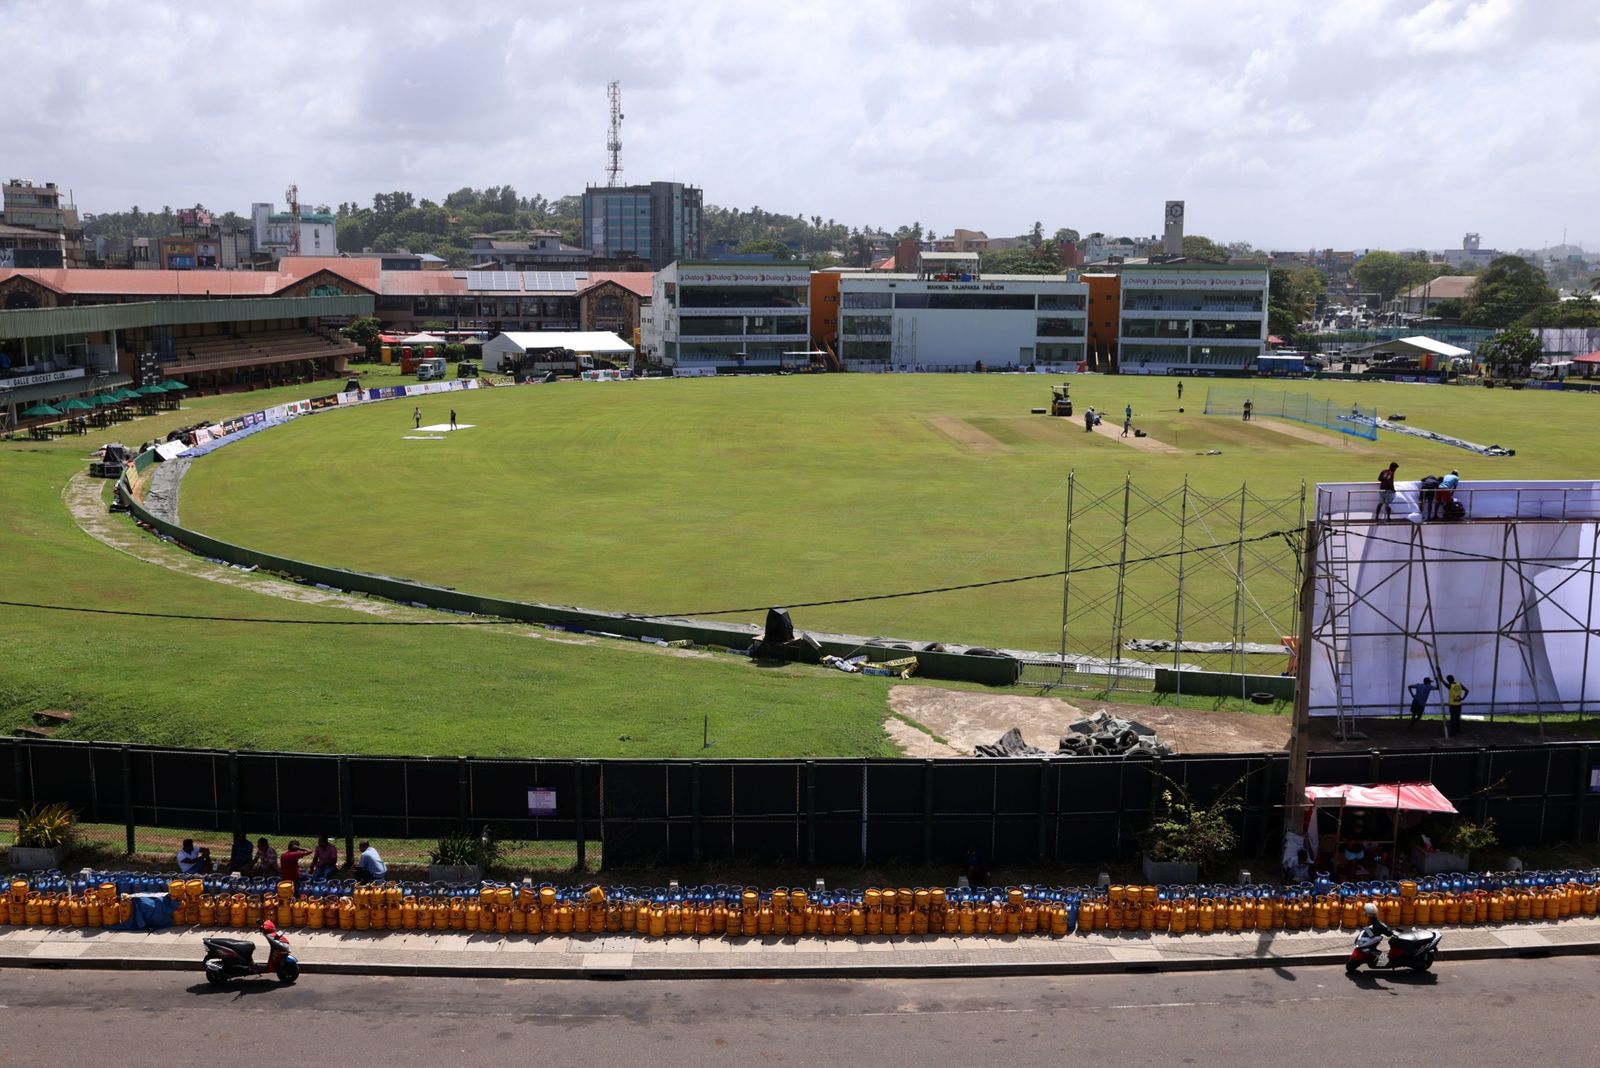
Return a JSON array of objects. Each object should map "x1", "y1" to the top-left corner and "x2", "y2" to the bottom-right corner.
[
  {"x1": 1109, "y1": 473, "x2": 1133, "y2": 691},
  {"x1": 1057, "y1": 469, "x2": 1076, "y2": 689},
  {"x1": 1173, "y1": 476, "x2": 1190, "y2": 698}
]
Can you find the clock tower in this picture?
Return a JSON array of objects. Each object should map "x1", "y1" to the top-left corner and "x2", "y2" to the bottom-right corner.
[{"x1": 1163, "y1": 200, "x2": 1185, "y2": 257}]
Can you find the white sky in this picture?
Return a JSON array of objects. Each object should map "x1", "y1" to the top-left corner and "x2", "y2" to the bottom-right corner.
[{"x1": 7, "y1": 0, "x2": 1597, "y2": 250}]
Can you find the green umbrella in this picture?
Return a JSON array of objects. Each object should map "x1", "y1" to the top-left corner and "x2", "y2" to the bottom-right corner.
[
  {"x1": 160, "y1": 380, "x2": 190, "y2": 391},
  {"x1": 112, "y1": 388, "x2": 140, "y2": 401},
  {"x1": 59, "y1": 398, "x2": 94, "y2": 411},
  {"x1": 89, "y1": 394, "x2": 119, "y2": 406},
  {"x1": 134, "y1": 383, "x2": 166, "y2": 396},
  {"x1": 21, "y1": 403, "x2": 62, "y2": 417}
]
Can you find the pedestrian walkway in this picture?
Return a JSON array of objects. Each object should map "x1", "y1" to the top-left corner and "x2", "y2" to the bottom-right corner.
[{"x1": 2, "y1": 917, "x2": 1595, "y2": 980}]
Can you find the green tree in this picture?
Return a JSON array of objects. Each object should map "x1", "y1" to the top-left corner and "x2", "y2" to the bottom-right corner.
[
  {"x1": 1515, "y1": 302, "x2": 1600, "y2": 329},
  {"x1": 1429, "y1": 297, "x2": 1464, "y2": 320},
  {"x1": 339, "y1": 316, "x2": 383, "y2": 348},
  {"x1": 735, "y1": 237, "x2": 795, "y2": 260},
  {"x1": 1268, "y1": 266, "x2": 1325, "y2": 339},
  {"x1": 1462, "y1": 256, "x2": 1560, "y2": 327},
  {"x1": 1477, "y1": 326, "x2": 1543, "y2": 378},
  {"x1": 1181, "y1": 235, "x2": 1231, "y2": 264},
  {"x1": 1054, "y1": 227, "x2": 1080, "y2": 245},
  {"x1": 981, "y1": 246, "x2": 1063, "y2": 275},
  {"x1": 1351, "y1": 250, "x2": 1422, "y2": 301}
]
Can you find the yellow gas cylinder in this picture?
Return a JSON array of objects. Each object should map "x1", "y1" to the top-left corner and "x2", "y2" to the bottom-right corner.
[
  {"x1": 570, "y1": 905, "x2": 588, "y2": 934},
  {"x1": 849, "y1": 907, "x2": 866, "y2": 936},
  {"x1": 1460, "y1": 896, "x2": 1478, "y2": 925},
  {"x1": 1399, "y1": 879, "x2": 1417, "y2": 900},
  {"x1": 1254, "y1": 900, "x2": 1274, "y2": 931},
  {"x1": 1284, "y1": 902, "x2": 1302, "y2": 930},
  {"x1": 1072, "y1": 902, "x2": 1092, "y2": 934},
  {"x1": 711, "y1": 904, "x2": 728, "y2": 935},
  {"x1": 910, "y1": 909, "x2": 927, "y2": 936},
  {"x1": 23, "y1": 897, "x2": 41, "y2": 925},
  {"x1": 1108, "y1": 884, "x2": 1126, "y2": 907},
  {"x1": 954, "y1": 905, "x2": 975, "y2": 934},
  {"x1": 1312, "y1": 901, "x2": 1330, "y2": 929},
  {"x1": 772, "y1": 889, "x2": 789, "y2": 916},
  {"x1": 246, "y1": 900, "x2": 263, "y2": 926},
  {"x1": 444, "y1": 902, "x2": 462, "y2": 930},
  {"x1": 1225, "y1": 902, "x2": 1244, "y2": 932},
  {"x1": 819, "y1": 908, "x2": 837, "y2": 936},
  {"x1": 1340, "y1": 901, "x2": 1361, "y2": 929},
  {"x1": 461, "y1": 902, "x2": 480, "y2": 931},
  {"x1": 1416, "y1": 896, "x2": 1435, "y2": 924},
  {"x1": 1514, "y1": 893, "x2": 1532, "y2": 921},
  {"x1": 1104, "y1": 902, "x2": 1123, "y2": 930},
  {"x1": 384, "y1": 885, "x2": 401, "y2": 907},
  {"x1": 895, "y1": 909, "x2": 912, "y2": 936},
  {"x1": 40, "y1": 896, "x2": 57, "y2": 926},
  {"x1": 1583, "y1": 889, "x2": 1598, "y2": 916},
  {"x1": 118, "y1": 898, "x2": 133, "y2": 925},
  {"x1": 801, "y1": 906, "x2": 818, "y2": 936},
  {"x1": 307, "y1": 900, "x2": 327, "y2": 929},
  {"x1": 974, "y1": 906, "x2": 992, "y2": 935},
  {"x1": 999, "y1": 907, "x2": 1019, "y2": 936},
  {"x1": 1399, "y1": 899, "x2": 1416, "y2": 925},
  {"x1": 506, "y1": 908, "x2": 525, "y2": 935},
  {"x1": 196, "y1": 897, "x2": 215, "y2": 925},
  {"x1": 276, "y1": 880, "x2": 294, "y2": 902},
  {"x1": 9, "y1": 879, "x2": 28, "y2": 907},
  {"x1": 477, "y1": 906, "x2": 494, "y2": 933},
  {"x1": 1442, "y1": 896, "x2": 1461, "y2": 925},
  {"x1": 0, "y1": 897, "x2": 9, "y2": 925},
  {"x1": 1049, "y1": 905, "x2": 1068, "y2": 936},
  {"x1": 1006, "y1": 887, "x2": 1024, "y2": 909},
  {"x1": 491, "y1": 908, "x2": 509, "y2": 934},
  {"x1": 226, "y1": 896, "x2": 245, "y2": 927},
  {"x1": 1380, "y1": 899, "x2": 1401, "y2": 926},
  {"x1": 86, "y1": 900, "x2": 105, "y2": 928},
  {"x1": 393, "y1": 900, "x2": 412, "y2": 929},
  {"x1": 274, "y1": 903, "x2": 290, "y2": 928},
  {"x1": 755, "y1": 906, "x2": 773, "y2": 936},
  {"x1": 1138, "y1": 905, "x2": 1155, "y2": 931},
  {"x1": 700, "y1": 907, "x2": 717, "y2": 937},
  {"x1": 1485, "y1": 894, "x2": 1504, "y2": 924},
  {"x1": 70, "y1": 900, "x2": 89, "y2": 927},
  {"x1": 167, "y1": 878, "x2": 185, "y2": 899},
  {"x1": 1192, "y1": 902, "x2": 1212, "y2": 932},
  {"x1": 1150, "y1": 902, "x2": 1169, "y2": 932},
  {"x1": 1559, "y1": 888, "x2": 1575, "y2": 919},
  {"x1": 489, "y1": 886, "x2": 507, "y2": 909},
  {"x1": 643, "y1": 906, "x2": 663, "y2": 938},
  {"x1": 1530, "y1": 894, "x2": 1547, "y2": 922}
]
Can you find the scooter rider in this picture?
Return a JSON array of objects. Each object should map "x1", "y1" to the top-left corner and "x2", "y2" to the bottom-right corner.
[{"x1": 1359, "y1": 902, "x2": 1393, "y2": 965}]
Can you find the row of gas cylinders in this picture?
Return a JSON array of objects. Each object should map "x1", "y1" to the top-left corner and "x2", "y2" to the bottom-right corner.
[
  {"x1": 2, "y1": 881, "x2": 129, "y2": 928},
  {"x1": 1084, "y1": 880, "x2": 1599, "y2": 933}
]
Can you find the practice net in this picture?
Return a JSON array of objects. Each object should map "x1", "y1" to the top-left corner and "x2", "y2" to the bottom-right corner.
[{"x1": 1202, "y1": 387, "x2": 1378, "y2": 441}]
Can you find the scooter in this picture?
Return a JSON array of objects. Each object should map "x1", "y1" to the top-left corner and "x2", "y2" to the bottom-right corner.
[
  {"x1": 203, "y1": 920, "x2": 299, "y2": 986},
  {"x1": 1346, "y1": 906, "x2": 1441, "y2": 974}
]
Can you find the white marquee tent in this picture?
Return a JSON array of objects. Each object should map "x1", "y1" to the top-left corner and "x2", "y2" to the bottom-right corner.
[{"x1": 481, "y1": 332, "x2": 636, "y2": 372}]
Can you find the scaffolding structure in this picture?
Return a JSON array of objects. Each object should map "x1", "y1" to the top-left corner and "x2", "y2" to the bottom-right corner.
[
  {"x1": 1048, "y1": 473, "x2": 1306, "y2": 691},
  {"x1": 1307, "y1": 480, "x2": 1600, "y2": 736}
]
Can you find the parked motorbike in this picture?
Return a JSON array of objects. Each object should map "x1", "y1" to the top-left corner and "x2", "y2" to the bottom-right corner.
[
  {"x1": 1347, "y1": 904, "x2": 1441, "y2": 974},
  {"x1": 203, "y1": 920, "x2": 299, "y2": 986}
]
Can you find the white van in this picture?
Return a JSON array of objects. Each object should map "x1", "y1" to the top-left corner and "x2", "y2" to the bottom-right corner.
[{"x1": 416, "y1": 357, "x2": 447, "y2": 381}]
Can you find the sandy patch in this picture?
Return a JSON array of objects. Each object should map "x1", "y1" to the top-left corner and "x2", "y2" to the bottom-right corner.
[
  {"x1": 1088, "y1": 418, "x2": 1181, "y2": 454},
  {"x1": 924, "y1": 415, "x2": 1008, "y2": 453},
  {"x1": 887, "y1": 684, "x2": 1290, "y2": 757},
  {"x1": 1255, "y1": 417, "x2": 1375, "y2": 451}
]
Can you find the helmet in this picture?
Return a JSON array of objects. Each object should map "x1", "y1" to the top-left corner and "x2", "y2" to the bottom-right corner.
[
  {"x1": 1363, "y1": 902, "x2": 1379, "y2": 919},
  {"x1": 260, "y1": 919, "x2": 278, "y2": 935}
]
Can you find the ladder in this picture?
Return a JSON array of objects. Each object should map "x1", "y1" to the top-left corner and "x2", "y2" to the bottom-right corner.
[{"x1": 1321, "y1": 522, "x2": 1360, "y2": 736}]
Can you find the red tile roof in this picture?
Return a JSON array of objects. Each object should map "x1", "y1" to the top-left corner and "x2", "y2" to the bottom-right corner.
[{"x1": 579, "y1": 271, "x2": 653, "y2": 298}]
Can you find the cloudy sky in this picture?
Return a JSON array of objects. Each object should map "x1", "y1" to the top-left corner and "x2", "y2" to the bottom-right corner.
[{"x1": 7, "y1": 0, "x2": 1597, "y2": 250}]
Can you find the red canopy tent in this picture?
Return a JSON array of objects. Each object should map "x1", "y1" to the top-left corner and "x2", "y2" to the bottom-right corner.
[
  {"x1": 1300, "y1": 783, "x2": 1458, "y2": 877},
  {"x1": 1304, "y1": 783, "x2": 1457, "y2": 814}
]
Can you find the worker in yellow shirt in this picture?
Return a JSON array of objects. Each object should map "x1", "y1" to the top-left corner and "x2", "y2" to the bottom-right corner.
[{"x1": 1446, "y1": 674, "x2": 1470, "y2": 736}]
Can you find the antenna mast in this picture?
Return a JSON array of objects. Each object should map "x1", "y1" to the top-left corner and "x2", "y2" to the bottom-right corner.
[
  {"x1": 606, "y1": 82, "x2": 623, "y2": 187},
  {"x1": 285, "y1": 184, "x2": 301, "y2": 255}
]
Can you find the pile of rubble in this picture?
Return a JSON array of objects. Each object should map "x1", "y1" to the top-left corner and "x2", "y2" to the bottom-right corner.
[{"x1": 973, "y1": 712, "x2": 1174, "y2": 759}]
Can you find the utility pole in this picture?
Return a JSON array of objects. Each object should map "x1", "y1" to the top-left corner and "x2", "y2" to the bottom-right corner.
[{"x1": 1285, "y1": 520, "x2": 1320, "y2": 839}]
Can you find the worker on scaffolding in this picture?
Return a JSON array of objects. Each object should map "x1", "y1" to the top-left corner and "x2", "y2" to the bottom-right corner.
[{"x1": 1407, "y1": 676, "x2": 1436, "y2": 731}]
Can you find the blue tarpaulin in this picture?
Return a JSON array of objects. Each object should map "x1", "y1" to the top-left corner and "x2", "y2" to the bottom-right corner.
[{"x1": 113, "y1": 893, "x2": 182, "y2": 930}]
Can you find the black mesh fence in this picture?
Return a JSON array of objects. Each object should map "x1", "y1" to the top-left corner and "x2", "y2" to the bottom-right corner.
[{"x1": 2, "y1": 737, "x2": 1596, "y2": 869}]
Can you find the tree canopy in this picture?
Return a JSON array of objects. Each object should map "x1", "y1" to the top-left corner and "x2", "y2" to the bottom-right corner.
[
  {"x1": 1181, "y1": 235, "x2": 1231, "y2": 264},
  {"x1": 1268, "y1": 266, "x2": 1325, "y2": 339},
  {"x1": 1476, "y1": 326, "x2": 1543, "y2": 377},
  {"x1": 1462, "y1": 256, "x2": 1559, "y2": 328},
  {"x1": 1349, "y1": 250, "x2": 1452, "y2": 301}
]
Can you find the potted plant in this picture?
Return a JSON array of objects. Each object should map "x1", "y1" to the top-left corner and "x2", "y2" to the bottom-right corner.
[
  {"x1": 1417, "y1": 818, "x2": 1496, "y2": 875},
  {"x1": 427, "y1": 829, "x2": 501, "y2": 884},
  {"x1": 9, "y1": 803, "x2": 76, "y2": 871},
  {"x1": 1140, "y1": 777, "x2": 1242, "y2": 884}
]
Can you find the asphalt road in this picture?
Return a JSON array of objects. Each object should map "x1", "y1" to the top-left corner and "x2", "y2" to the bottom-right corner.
[{"x1": 0, "y1": 957, "x2": 1594, "y2": 1067}]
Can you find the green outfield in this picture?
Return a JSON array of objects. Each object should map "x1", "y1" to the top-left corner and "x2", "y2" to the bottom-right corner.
[
  {"x1": 5, "y1": 369, "x2": 1594, "y2": 759},
  {"x1": 181, "y1": 373, "x2": 1591, "y2": 654}
]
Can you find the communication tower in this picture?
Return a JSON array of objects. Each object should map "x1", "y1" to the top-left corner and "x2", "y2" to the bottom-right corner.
[
  {"x1": 606, "y1": 82, "x2": 623, "y2": 187},
  {"x1": 285, "y1": 184, "x2": 300, "y2": 255}
]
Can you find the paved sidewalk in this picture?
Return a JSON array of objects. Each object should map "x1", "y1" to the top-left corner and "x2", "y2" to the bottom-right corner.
[{"x1": 2, "y1": 918, "x2": 1596, "y2": 980}]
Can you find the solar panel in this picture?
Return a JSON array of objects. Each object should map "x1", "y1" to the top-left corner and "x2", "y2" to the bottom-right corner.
[
  {"x1": 465, "y1": 271, "x2": 524, "y2": 292},
  {"x1": 526, "y1": 271, "x2": 579, "y2": 292}
]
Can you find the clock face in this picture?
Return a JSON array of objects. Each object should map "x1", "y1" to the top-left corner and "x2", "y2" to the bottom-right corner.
[{"x1": 1166, "y1": 202, "x2": 1184, "y2": 220}]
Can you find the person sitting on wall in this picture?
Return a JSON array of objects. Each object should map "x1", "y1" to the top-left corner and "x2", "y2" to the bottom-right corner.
[
  {"x1": 177, "y1": 838, "x2": 211, "y2": 875},
  {"x1": 251, "y1": 836, "x2": 277, "y2": 877}
]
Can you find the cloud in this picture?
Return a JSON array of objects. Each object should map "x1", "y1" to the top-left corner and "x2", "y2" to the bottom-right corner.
[{"x1": 2, "y1": 0, "x2": 1596, "y2": 249}]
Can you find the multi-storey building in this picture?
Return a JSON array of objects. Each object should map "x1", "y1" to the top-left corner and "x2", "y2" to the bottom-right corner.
[
  {"x1": 1116, "y1": 264, "x2": 1269, "y2": 375},
  {"x1": 582, "y1": 182, "x2": 702, "y2": 271},
  {"x1": 652, "y1": 262, "x2": 810, "y2": 372},
  {"x1": 834, "y1": 253, "x2": 1088, "y2": 371},
  {"x1": 251, "y1": 201, "x2": 336, "y2": 262},
  {"x1": 1, "y1": 178, "x2": 85, "y2": 267}
]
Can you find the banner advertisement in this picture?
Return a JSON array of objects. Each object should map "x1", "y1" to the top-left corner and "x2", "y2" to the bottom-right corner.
[{"x1": 309, "y1": 394, "x2": 339, "y2": 410}]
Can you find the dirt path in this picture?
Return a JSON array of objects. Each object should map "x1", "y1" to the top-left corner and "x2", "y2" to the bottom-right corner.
[
  {"x1": 887, "y1": 685, "x2": 1290, "y2": 757},
  {"x1": 1256, "y1": 417, "x2": 1376, "y2": 452},
  {"x1": 60, "y1": 473, "x2": 718, "y2": 660},
  {"x1": 1088, "y1": 417, "x2": 1181, "y2": 454}
]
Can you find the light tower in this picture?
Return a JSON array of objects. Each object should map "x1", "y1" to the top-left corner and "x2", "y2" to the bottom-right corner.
[
  {"x1": 606, "y1": 81, "x2": 623, "y2": 187},
  {"x1": 285, "y1": 184, "x2": 301, "y2": 255}
]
